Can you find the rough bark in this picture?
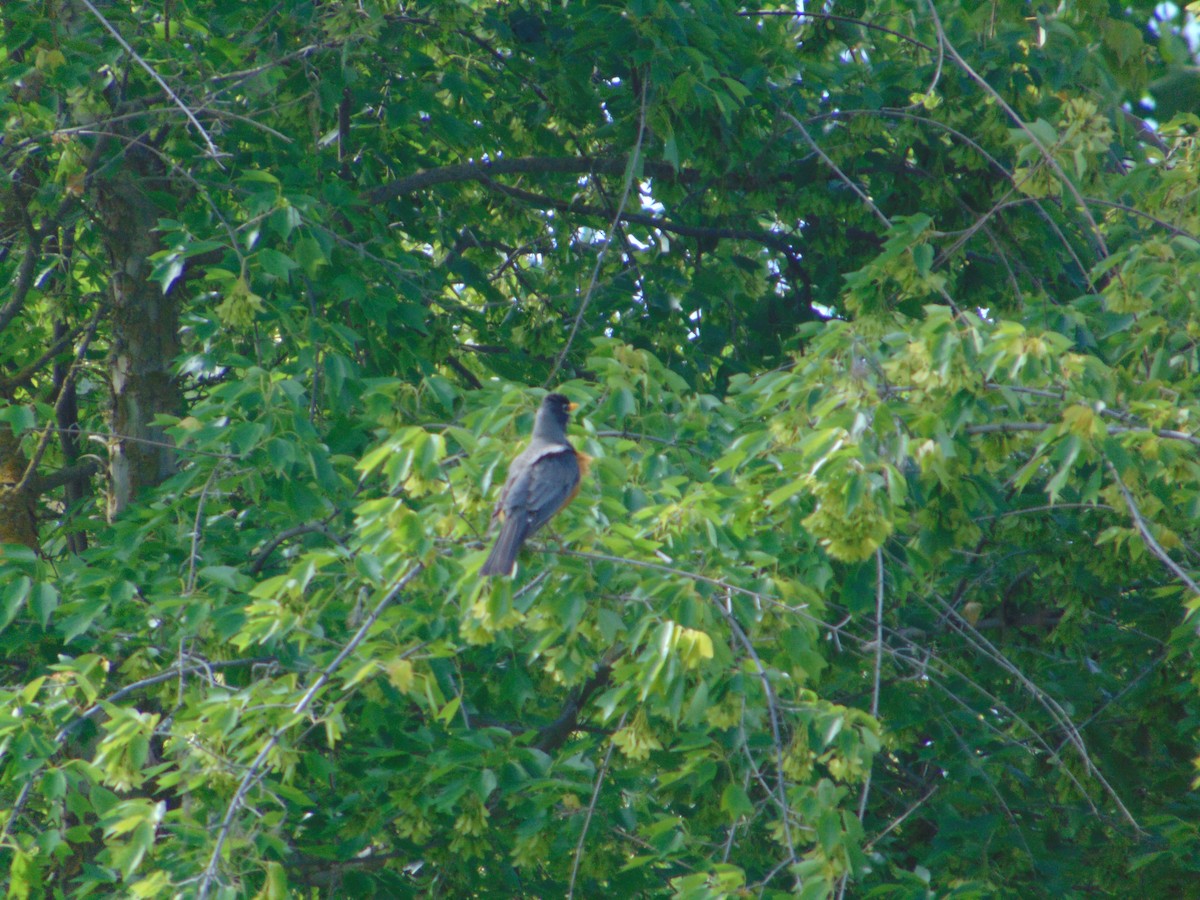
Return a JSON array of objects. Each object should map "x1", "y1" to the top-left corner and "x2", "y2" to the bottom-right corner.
[
  {"x1": 0, "y1": 425, "x2": 38, "y2": 552},
  {"x1": 97, "y1": 151, "x2": 180, "y2": 518}
]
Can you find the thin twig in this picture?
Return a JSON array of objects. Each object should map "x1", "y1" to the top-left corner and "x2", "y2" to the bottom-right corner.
[
  {"x1": 782, "y1": 109, "x2": 963, "y2": 313},
  {"x1": 870, "y1": 548, "x2": 885, "y2": 721},
  {"x1": 567, "y1": 712, "x2": 624, "y2": 900},
  {"x1": 863, "y1": 785, "x2": 938, "y2": 850},
  {"x1": 197, "y1": 564, "x2": 424, "y2": 898},
  {"x1": 782, "y1": 112, "x2": 890, "y2": 228},
  {"x1": 929, "y1": 592, "x2": 1142, "y2": 831},
  {"x1": 1107, "y1": 460, "x2": 1200, "y2": 623},
  {"x1": 186, "y1": 467, "x2": 220, "y2": 594},
  {"x1": 208, "y1": 44, "x2": 329, "y2": 84},
  {"x1": 2, "y1": 657, "x2": 272, "y2": 840},
  {"x1": 77, "y1": 0, "x2": 225, "y2": 160},
  {"x1": 841, "y1": 550, "x2": 885, "y2": 900},
  {"x1": 1055, "y1": 655, "x2": 1164, "y2": 753},
  {"x1": 0, "y1": 316, "x2": 95, "y2": 392},
  {"x1": 740, "y1": 10, "x2": 935, "y2": 52},
  {"x1": 964, "y1": 421, "x2": 1200, "y2": 449},
  {"x1": 15, "y1": 306, "x2": 105, "y2": 494},
  {"x1": 923, "y1": 0, "x2": 1106, "y2": 258},
  {"x1": 717, "y1": 597, "x2": 799, "y2": 884},
  {"x1": 975, "y1": 502, "x2": 1115, "y2": 521},
  {"x1": 594, "y1": 429, "x2": 678, "y2": 446},
  {"x1": 546, "y1": 76, "x2": 649, "y2": 386}
]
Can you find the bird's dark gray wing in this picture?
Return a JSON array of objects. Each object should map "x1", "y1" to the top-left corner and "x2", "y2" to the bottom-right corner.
[{"x1": 516, "y1": 446, "x2": 580, "y2": 536}]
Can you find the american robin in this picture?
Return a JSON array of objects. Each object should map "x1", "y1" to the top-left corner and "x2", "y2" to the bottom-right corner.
[{"x1": 480, "y1": 392, "x2": 590, "y2": 576}]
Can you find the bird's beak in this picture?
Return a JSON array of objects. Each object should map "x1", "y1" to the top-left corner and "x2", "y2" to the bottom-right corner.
[{"x1": 567, "y1": 401, "x2": 579, "y2": 412}]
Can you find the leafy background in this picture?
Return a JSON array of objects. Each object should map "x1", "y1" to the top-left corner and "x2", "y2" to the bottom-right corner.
[{"x1": 2, "y1": 0, "x2": 1200, "y2": 897}]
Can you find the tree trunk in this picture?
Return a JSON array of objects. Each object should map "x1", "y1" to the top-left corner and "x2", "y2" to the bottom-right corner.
[
  {"x1": 97, "y1": 153, "x2": 180, "y2": 518},
  {"x1": 0, "y1": 425, "x2": 38, "y2": 552}
]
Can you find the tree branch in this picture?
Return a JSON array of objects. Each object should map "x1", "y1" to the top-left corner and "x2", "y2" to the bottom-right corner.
[
  {"x1": 34, "y1": 459, "x2": 102, "y2": 495},
  {"x1": 923, "y1": 0, "x2": 1107, "y2": 259},
  {"x1": 547, "y1": 74, "x2": 648, "y2": 385},
  {"x1": 1107, "y1": 459, "x2": 1200, "y2": 631},
  {"x1": 78, "y1": 0, "x2": 225, "y2": 159},
  {"x1": 482, "y1": 178, "x2": 800, "y2": 254},
  {"x1": 198, "y1": 563, "x2": 425, "y2": 899},
  {"x1": 2, "y1": 656, "x2": 274, "y2": 840},
  {"x1": 366, "y1": 155, "x2": 680, "y2": 206},
  {"x1": 534, "y1": 664, "x2": 613, "y2": 753},
  {"x1": 567, "y1": 711, "x2": 623, "y2": 900},
  {"x1": 249, "y1": 520, "x2": 348, "y2": 576},
  {"x1": 740, "y1": 10, "x2": 935, "y2": 53}
]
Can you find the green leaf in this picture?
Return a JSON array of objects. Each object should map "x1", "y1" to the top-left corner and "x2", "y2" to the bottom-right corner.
[
  {"x1": 720, "y1": 783, "x2": 754, "y2": 820},
  {"x1": 256, "y1": 248, "x2": 299, "y2": 280}
]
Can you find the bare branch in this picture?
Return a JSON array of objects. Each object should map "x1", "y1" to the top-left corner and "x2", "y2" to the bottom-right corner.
[
  {"x1": 782, "y1": 112, "x2": 891, "y2": 229},
  {"x1": 870, "y1": 549, "x2": 885, "y2": 721},
  {"x1": 863, "y1": 785, "x2": 938, "y2": 851},
  {"x1": 249, "y1": 521, "x2": 348, "y2": 576},
  {"x1": 567, "y1": 712, "x2": 623, "y2": 900},
  {"x1": 2, "y1": 656, "x2": 274, "y2": 840},
  {"x1": 840, "y1": 549, "x2": 886, "y2": 900},
  {"x1": 719, "y1": 600, "x2": 799, "y2": 883},
  {"x1": 740, "y1": 10, "x2": 936, "y2": 53},
  {"x1": 929, "y1": 592, "x2": 1143, "y2": 832},
  {"x1": 923, "y1": 0, "x2": 1107, "y2": 258},
  {"x1": 77, "y1": 0, "x2": 225, "y2": 160},
  {"x1": 1107, "y1": 460, "x2": 1200, "y2": 628},
  {"x1": 547, "y1": 75, "x2": 649, "y2": 385},
  {"x1": 198, "y1": 563, "x2": 424, "y2": 899},
  {"x1": 965, "y1": 420, "x2": 1200, "y2": 449},
  {"x1": 15, "y1": 305, "x2": 106, "y2": 495},
  {"x1": 185, "y1": 468, "x2": 220, "y2": 595}
]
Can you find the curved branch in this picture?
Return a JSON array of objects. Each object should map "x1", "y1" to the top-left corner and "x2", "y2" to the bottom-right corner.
[
  {"x1": 78, "y1": 0, "x2": 225, "y2": 159},
  {"x1": 365, "y1": 152, "x2": 822, "y2": 209},
  {"x1": 740, "y1": 10, "x2": 936, "y2": 53},
  {"x1": 249, "y1": 521, "x2": 349, "y2": 576},
  {"x1": 366, "y1": 155, "x2": 679, "y2": 206},
  {"x1": 923, "y1": 0, "x2": 1106, "y2": 259},
  {"x1": 2, "y1": 656, "x2": 274, "y2": 841},
  {"x1": 1107, "y1": 459, "x2": 1200, "y2": 627},
  {"x1": 547, "y1": 75, "x2": 649, "y2": 384},
  {"x1": 483, "y1": 178, "x2": 799, "y2": 254},
  {"x1": 198, "y1": 563, "x2": 425, "y2": 899}
]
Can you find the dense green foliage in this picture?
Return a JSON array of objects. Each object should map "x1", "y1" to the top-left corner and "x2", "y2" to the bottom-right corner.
[{"x1": 3, "y1": 0, "x2": 1200, "y2": 896}]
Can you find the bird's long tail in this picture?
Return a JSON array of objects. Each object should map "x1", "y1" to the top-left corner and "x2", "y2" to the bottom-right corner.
[{"x1": 480, "y1": 517, "x2": 526, "y2": 576}]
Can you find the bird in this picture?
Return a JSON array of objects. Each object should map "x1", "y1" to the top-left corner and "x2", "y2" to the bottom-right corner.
[{"x1": 480, "y1": 392, "x2": 589, "y2": 576}]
